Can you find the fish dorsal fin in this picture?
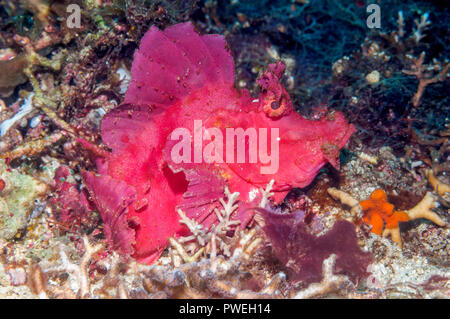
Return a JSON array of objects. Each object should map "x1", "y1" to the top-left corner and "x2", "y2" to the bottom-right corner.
[
  {"x1": 104, "y1": 23, "x2": 236, "y2": 152},
  {"x1": 124, "y1": 22, "x2": 235, "y2": 107}
]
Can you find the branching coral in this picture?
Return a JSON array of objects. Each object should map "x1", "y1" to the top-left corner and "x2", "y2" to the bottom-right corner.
[
  {"x1": 25, "y1": 180, "x2": 284, "y2": 299},
  {"x1": 293, "y1": 254, "x2": 349, "y2": 298},
  {"x1": 29, "y1": 236, "x2": 103, "y2": 299},
  {"x1": 145, "y1": 227, "x2": 281, "y2": 298},
  {"x1": 136, "y1": 256, "x2": 286, "y2": 299},
  {"x1": 52, "y1": 236, "x2": 103, "y2": 298},
  {"x1": 326, "y1": 187, "x2": 362, "y2": 222},
  {"x1": 328, "y1": 10, "x2": 449, "y2": 152},
  {"x1": 30, "y1": 221, "x2": 285, "y2": 299},
  {"x1": 402, "y1": 52, "x2": 449, "y2": 108},
  {"x1": 170, "y1": 186, "x2": 264, "y2": 265},
  {"x1": 425, "y1": 168, "x2": 450, "y2": 200},
  {"x1": 170, "y1": 180, "x2": 277, "y2": 266},
  {"x1": 379, "y1": 11, "x2": 434, "y2": 54},
  {"x1": 411, "y1": 12, "x2": 431, "y2": 45},
  {"x1": 388, "y1": 11, "x2": 431, "y2": 46},
  {"x1": 33, "y1": 233, "x2": 446, "y2": 299},
  {"x1": 406, "y1": 192, "x2": 446, "y2": 227},
  {"x1": 327, "y1": 187, "x2": 447, "y2": 248}
]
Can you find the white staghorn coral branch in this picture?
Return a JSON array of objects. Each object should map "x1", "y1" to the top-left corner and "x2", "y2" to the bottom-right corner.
[
  {"x1": 294, "y1": 254, "x2": 349, "y2": 299},
  {"x1": 397, "y1": 11, "x2": 405, "y2": 38},
  {"x1": 259, "y1": 179, "x2": 275, "y2": 208},
  {"x1": 327, "y1": 187, "x2": 363, "y2": 221},
  {"x1": 175, "y1": 186, "x2": 241, "y2": 257},
  {"x1": 412, "y1": 12, "x2": 431, "y2": 44},
  {"x1": 407, "y1": 192, "x2": 446, "y2": 226},
  {"x1": 425, "y1": 169, "x2": 450, "y2": 198},
  {"x1": 215, "y1": 186, "x2": 240, "y2": 231},
  {"x1": 172, "y1": 182, "x2": 276, "y2": 265},
  {"x1": 169, "y1": 237, "x2": 205, "y2": 263},
  {"x1": 50, "y1": 236, "x2": 102, "y2": 298},
  {"x1": 382, "y1": 227, "x2": 403, "y2": 249},
  {"x1": 177, "y1": 209, "x2": 208, "y2": 245},
  {"x1": 327, "y1": 187, "x2": 358, "y2": 207}
]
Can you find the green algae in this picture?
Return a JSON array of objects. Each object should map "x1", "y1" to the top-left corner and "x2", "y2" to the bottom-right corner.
[{"x1": 0, "y1": 160, "x2": 47, "y2": 240}]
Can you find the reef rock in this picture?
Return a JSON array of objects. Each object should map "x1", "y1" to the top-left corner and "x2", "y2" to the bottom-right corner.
[{"x1": 0, "y1": 160, "x2": 47, "y2": 240}]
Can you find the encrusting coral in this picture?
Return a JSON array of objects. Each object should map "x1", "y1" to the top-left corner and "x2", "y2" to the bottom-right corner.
[
  {"x1": 0, "y1": 159, "x2": 48, "y2": 240},
  {"x1": 328, "y1": 187, "x2": 447, "y2": 248}
]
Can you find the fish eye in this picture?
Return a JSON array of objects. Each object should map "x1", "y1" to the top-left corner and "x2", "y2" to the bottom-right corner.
[
  {"x1": 263, "y1": 98, "x2": 286, "y2": 118},
  {"x1": 271, "y1": 101, "x2": 280, "y2": 110}
]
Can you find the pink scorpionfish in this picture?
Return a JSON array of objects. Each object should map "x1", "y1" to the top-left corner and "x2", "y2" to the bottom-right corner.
[{"x1": 82, "y1": 22, "x2": 354, "y2": 264}]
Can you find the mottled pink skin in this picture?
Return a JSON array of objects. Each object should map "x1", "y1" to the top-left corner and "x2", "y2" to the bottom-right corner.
[
  {"x1": 53, "y1": 166, "x2": 91, "y2": 225},
  {"x1": 83, "y1": 22, "x2": 354, "y2": 264},
  {"x1": 82, "y1": 171, "x2": 137, "y2": 256}
]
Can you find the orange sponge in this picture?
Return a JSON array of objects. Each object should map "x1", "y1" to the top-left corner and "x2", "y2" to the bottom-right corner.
[{"x1": 360, "y1": 189, "x2": 409, "y2": 235}]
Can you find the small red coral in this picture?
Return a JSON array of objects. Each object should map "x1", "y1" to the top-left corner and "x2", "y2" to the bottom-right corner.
[{"x1": 52, "y1": 166, "x2": 92, "y2": 231}]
